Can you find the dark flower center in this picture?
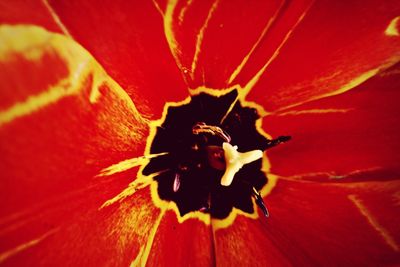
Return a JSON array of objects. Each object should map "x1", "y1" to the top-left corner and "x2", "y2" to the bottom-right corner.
[{"x1": 142, "y1": 89, "x2": 290, "y2": 219}]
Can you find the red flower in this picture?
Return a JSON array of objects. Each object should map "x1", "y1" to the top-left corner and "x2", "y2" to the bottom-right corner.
[{"x1": 1, "y1": 0, "x2": 400, "y2": 266}]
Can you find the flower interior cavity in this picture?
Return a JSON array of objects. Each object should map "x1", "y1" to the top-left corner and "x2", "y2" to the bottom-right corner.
[{"x1": 142, "y1": 89, "x2": 290, "y2": 219}]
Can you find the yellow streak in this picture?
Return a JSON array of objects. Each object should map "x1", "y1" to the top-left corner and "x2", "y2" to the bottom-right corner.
[
  {"x1": 97, "y1": 153, "x2": 168, "y2": 177},
  {"x1": 130, "y1": 246, "x2": 144, "y2": 267},
  {"x1": 228, "y1": 1, "x2": 285, "y2": 84},
  {"x1": 100, "y1": 173, "x2": 163, "y2": 209},
  {"x1": 219, "y1": 97, "x2": 239, "y2": 124},
  {"x1": 0, "y1": 25, "x2": 55, "y2": 61},
  {"x1": 190, "y1": 0, "x2": 220, "y2": 75},
  {"x1": 312, "y1": 69, "x2": 381, "y2": 99},
  {"x1": 273, "y1": 108, "x2": 353, "y2": 116},
  {"x1": 152, "y1": 0, "x2": 164, "y2": 17},
  {"x1": 0, "y1": 228, "x2": 58, "y2": 263},
  {"x1": 0, "y1": 78, "x2": 80, "y2": 126},
  {"x1": 385, "y1": 16, "x2": 400, "y2": 36},
  {"x1": 242, "y1": 6, "x2": 311, "y2": 97},
  {"x1": 277, "y1": 58, "x2": 400, "y2": 112},
  {"x1": 178, "y1": 0, "x2": 194, "y2": 25},
  {"x1": 41, "y1": 0, "x2": 72, "y2": 38},
  {"x1": 164, "y1": 0, "x2": 182, "y2": 68},
  {"x1": 141, "y1": 86, "x2": 277, "y2": 230},
  {"x1": 279, "y1": 167, "x2": 382, "y2": 181},
  {"x1": 130, "y1": 209, "x2": 166, "y2": 267},
  {"x1": 0, "y1": 25, "x2": 144, "y2": 127},
  {"x1": 348, "y1": 194, "x2": 399, "y2": 252}
]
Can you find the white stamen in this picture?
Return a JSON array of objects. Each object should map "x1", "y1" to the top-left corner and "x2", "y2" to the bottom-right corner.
[{"x1": 220, "y1": 142, "x2": 263, "y2": 186}]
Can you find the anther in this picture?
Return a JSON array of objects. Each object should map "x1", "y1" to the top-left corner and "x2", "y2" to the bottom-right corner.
[
  {"x1": 192, "y1": 122, "x2": 231, "y2": 142},
  {"x1": 252, "y1": 187, "x2": 269, "y2": 217},
  {"x1": 173, "y1": 173, "x2": 181, "y2": 192}
]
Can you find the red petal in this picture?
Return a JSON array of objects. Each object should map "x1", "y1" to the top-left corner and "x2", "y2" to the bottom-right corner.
[
  {"x1": 0, "y1": 25, "x2": 148, "y2": 223},
  {"x1": 245, "y1": 1, "x2": 400, "y2": 111},
  {"x1": 147, "y1": 211, "x2": 214, "y2": 266},
  {"x1": 0, "y1": 0, "x2": 61, "y2": 33},
  {"x1": 214, "y1": 179, "x2": 400, "y2": 266},
  {"x1": 1, "y1": 186, "x2": 162, "y2": 266},
  {"x1": 168, "y1": 0, "x2": 287, "y2": 89},
  {"x1": 264, "y1": 63, "x2": 400, "y2": 181},
  {"x1": 212, "y1": 216, "x2": 291, "y2": 266},
  {"x1": 44, "y1": 0, "x2": 188, "y2": 118}
]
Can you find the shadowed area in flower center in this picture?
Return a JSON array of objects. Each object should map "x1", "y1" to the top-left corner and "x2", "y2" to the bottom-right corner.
[{"x1": 142, "y1": 89, "x2": 277, "y2": 219}]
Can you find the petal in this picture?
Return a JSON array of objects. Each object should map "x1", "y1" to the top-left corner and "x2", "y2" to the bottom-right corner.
[
  {"x1": 244, "y1": 0, "x2": 400, "y2": 111},
  {"x1": 263, "y1": 63, "x2": 400, "y2": 181},
  {"x1": 146, "y1": 211, "x2": 214, "y2": 266},
  {"x1": 0, "y1": 25, "x2": 153, "y2": 265},
  {"x1": 44, "y1": 0, "x2": 188, "y2": 118},
  {"x1": 166, "y1": 0, "x2": 286, "y2": 89},
  {"x1": 1, "y1": 186, "x2": 162, "y2": 266},
  {"x1": 0, "y1": 0, "x2": 61, "y2": 33},
  {"x1": 213, "y1": 178, "x2": 400, "y2": 266},
  {"x1": 212, "y1": 215, "x2": 292, "y2": 266}
]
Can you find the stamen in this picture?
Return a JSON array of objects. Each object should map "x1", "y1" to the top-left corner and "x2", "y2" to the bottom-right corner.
[
  {"x1": 220, "y1": 142, "x2": 263, "y2": 186},
  {"x1": 265, "y1": 135, "x2": 291, "y2": 149},
  {"x1": 173, "y1": 173, "x2": 181, "y2": 192},
  {"x1": 143, "y1": 89, "x2": 291, "y2": 220},
  {"x1": 252, "y1": 187, "x2": 269, "y2": 217},
  {"x1": 192, "y1": 122, "x2": 231, "y2": 142}
]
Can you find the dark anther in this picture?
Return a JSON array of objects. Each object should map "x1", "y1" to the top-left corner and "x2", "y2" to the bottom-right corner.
[
  {"x1": 265, "y1": 135, "x2": 292, "y2": 149},
  {"x1": 252, "y1": 187, "x2": 269, "y2": 217},
  {"x1": 143, "y1": 89, "x2": 290, "y2": 220}
]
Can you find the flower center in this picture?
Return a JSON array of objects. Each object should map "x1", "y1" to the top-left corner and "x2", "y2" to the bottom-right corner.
[{"x1": 142, "y1": 89, "x2": 290, "y2": 220}]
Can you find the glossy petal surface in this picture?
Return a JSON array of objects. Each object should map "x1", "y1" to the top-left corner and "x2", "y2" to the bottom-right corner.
[
  {"x1": 214, "y1": 179, "x2": 400, "y2": 266},
  {"x1": 0, "y1": 25, "x2": 153, "y2": 265},
  {"x1": 265, "y1": 63, "x2": 400, "y2": 181},
  {"x1": 1, "y1": 0, "x2": 400, "y2": 266},
  {"x1": 46, "y1": 0, "x2": 189, "y2": 118}
]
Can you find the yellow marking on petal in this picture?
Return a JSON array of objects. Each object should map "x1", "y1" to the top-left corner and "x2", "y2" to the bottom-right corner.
[
  {"x1": 152, "y1": 0, "x2": 164, "y2": 17},
  {"x1": 164, "y1": 0, "x2": 182, "y2": 66},
  {"x1": 212, "y1": 205, "x2": 259, "y2": 231},
  {"x1": 274, "y1": 108, "x2": 353, "y2": 116},
  {"x1": 219, "y1": 97, "x2": 239, "y2": 124},
  {"x1": 150, "y1": 179, "x2": 212, "y2": 225},
  {"x1": 97, "y1": 153, "x2": 168, "y2": 177},
  {"x1": 385, "y1": 16, "x2": 400, "y2": 36},
  {"x1": 130, "y1": 246, "x2": 145, "y2": 267},
  {"x1": 242, "y1": 5, "x2": 312, "y2": 97},
  {"x1": 278, "y1": 167, "x2": 382, "y2": 181},
  {"x1": 0, "y1": 79, "x2": 75, "y2": 126},
  {"x1": 228, "y1": 1, "x2": 285, "y2": 84},
  {"x1": 130, "y1": 208, "x2": 166, "y2": 267},
  {"x1": 0, "y1": 25, "x2": 144, "y2": 126},
  {"x1": 100, "y1": 173, "x2": 163, "y2": 209},
  {"x1": 0, "y1": 228, "x2": 58, "y2": 264},
  {"x1": 178, "y1": 0, "x2": 194, "y2": 25},
  {"x1": 316, "y1": 69, "x2": 381, "y2": 98},
  {"x1": 0, "y1": 25, "x2": 54, "y2": 61},
  {"x1": 348, "y1": 194, "x2": 399, "y2": 252},
  {"x1": 41, "y1": 0, "x2": 72, "y2": 38},
  {"x1": 141, "y1": 86, "x2": 277, "y2": 229},
  {"x1": 277, "y1": 58, "x2": 400, "y2": 112},
  {"x1": 190, "y1": 0, "x2": 220, "y2": 75}
]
